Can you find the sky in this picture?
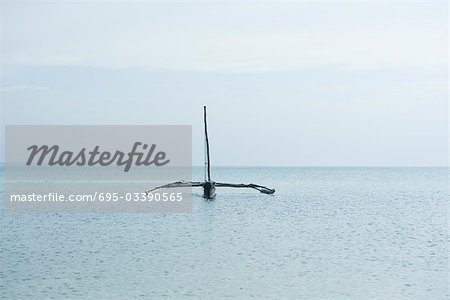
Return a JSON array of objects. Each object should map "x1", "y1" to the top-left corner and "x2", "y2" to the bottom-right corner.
[{"x1": 0, "y1": 1, "x2": 448, "y2": 166}]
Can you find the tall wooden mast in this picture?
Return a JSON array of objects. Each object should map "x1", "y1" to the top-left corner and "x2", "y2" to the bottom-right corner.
[
  {"x1": 145, "y1": 106, "x2": 275, "y2": 198},
  {"x1": 204, "y1": 106, "x2": 211, "y2": 181}
]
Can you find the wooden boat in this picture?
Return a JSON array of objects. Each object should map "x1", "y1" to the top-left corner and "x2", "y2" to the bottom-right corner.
[
  {"x1": 202, "y1": 181, "x2": 216, "y2": 199},
  {"x1": 146, "y1": 106, "x2": 275, "y2": 199}
]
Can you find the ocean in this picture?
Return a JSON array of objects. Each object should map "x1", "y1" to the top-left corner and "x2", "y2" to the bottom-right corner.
[{"x1": 0, "y1": 167, "x2": 448, "y2": 299}]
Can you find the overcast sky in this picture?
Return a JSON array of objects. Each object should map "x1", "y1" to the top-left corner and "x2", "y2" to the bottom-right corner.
[{"x1": 0, "y1": 1, "x2": 448, "y2": 166}]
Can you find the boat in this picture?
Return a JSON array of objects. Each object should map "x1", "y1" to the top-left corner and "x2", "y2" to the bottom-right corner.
[{"x1": 145, "y1": 106, "x2": 275, "y2": 199}]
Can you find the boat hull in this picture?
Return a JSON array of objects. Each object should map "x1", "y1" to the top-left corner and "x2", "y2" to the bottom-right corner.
[{"x1": 203, "y1": 181, "x2": 216, "y2": 199}]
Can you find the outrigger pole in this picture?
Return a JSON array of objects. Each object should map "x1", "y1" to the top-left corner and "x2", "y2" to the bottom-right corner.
[{"x1": 145, "y1": 106, "x2": 275, "y2": 199}]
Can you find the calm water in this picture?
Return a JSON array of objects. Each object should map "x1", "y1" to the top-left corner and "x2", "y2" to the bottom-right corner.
[{"x1": 0, "y1": 167, "x2": 448, "y2": 299}]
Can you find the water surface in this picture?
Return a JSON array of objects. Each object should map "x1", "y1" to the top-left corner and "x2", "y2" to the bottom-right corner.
[{"x1": 0, "y1": 167, "x2": 448, "y2": 299}]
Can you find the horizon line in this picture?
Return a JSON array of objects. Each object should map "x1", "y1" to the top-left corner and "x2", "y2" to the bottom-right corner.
[{"x1": 0, "y1": 162, "x2": 447, "y2": 168}]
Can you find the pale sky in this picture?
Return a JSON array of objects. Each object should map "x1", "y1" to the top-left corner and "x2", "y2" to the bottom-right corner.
[{"x1": 0, "y1": 1, "x2": 448, "y2": 166}]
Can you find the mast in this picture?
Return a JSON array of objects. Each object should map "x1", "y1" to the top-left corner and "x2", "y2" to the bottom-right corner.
[
  {"x1": 145, "y1": 106, "x2": 275, "y2": 197},
  {"x1": 204, "y1": 106, "x2": 211, "y2": 181}
]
